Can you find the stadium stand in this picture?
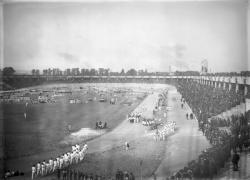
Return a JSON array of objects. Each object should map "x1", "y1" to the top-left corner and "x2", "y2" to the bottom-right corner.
[{"x1": 166, "y1": 81, "x2": 250, "y2": 179}]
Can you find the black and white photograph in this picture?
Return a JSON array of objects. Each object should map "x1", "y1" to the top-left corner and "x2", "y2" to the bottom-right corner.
[{"x1": 0, "y1": 0, "x2": 250, "y2": 179}]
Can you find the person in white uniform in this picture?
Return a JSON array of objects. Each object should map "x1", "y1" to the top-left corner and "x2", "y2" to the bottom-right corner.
[{"x1": 31, "y1": 165, "x2": 36, "y2": 180}]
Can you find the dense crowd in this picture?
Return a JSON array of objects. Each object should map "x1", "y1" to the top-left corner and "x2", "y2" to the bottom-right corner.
[
  {"x1": 115, "y1": 169, "x2": 135, "y2": 180},
  {"x1": 31, "y1": 144, "x2": 88, "y2": 179},
  {"x1": 167, "y1": 81, "x2": 249, "y2": 179},
  {"x1": 177, "y1": 81, "x2": 244, "y2": 121},
  {"x1": 48, "y1": 167, "x2": 135, "y2": 180},
  {"x1": 55, "y1": 168, "x2": 108, "y2": 180},
  {"x1": 4, "y1": 170, "x2": 24, "y2": 179},
  {"x1": 155, "y1": 121, "x2": 176, "y2": 141}
]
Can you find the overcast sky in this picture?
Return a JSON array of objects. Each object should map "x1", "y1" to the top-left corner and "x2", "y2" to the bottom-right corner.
[{"x1": 1, "y1": 0, "x2": 249, "y2": 72}]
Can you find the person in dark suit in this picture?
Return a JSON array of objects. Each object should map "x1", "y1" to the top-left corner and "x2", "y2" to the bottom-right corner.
[{"x1": 232, "y1": 151, "x2": 240, "y2": 171}]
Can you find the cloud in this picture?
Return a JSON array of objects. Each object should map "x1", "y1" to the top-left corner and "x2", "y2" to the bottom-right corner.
[
  {"x1": 58, "y1": 52, "x2": 79, "y2": 63},
  {"x1": 173, "y1": 44, "x2": 186, "y2": 59}
]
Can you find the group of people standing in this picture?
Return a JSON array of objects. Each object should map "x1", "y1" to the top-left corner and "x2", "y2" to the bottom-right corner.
[
  {"x1": 127, "y1": 111, "x2": 142, "y2": 123},
  {"x1": 154, "y1": 121, "x2": 176, "y2": 141},
  {"x1": 95, "y1": 121, "x2": 107, "y2": 129},
  {"x1": 115, "y1": 169, "x2": 135, "y2": 180},
  {"x1": 31, "y1": 144, "x2": 88, "y2": 179},
  {"x1": 56, "y1": 168, "x2": 107, "y2": 180}
]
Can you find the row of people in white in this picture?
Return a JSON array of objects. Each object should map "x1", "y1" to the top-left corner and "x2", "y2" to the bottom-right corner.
[
  {"x1": 155, "y1": 121, "x2": 176, "y2": 141},
  {"x1": 31, "y1": 144, "x2": 88, "y2": 179},
  {"x1": 127, "y1": 111, "x2": 142, "y2": 123}
]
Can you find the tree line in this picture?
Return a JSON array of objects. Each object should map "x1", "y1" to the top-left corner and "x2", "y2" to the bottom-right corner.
[{"x1": 2, "y1": 67, "x2": 250, "y2": 77}]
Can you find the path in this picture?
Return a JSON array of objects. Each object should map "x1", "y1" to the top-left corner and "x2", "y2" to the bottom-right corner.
[
  {"x1": 86, "y1": 92, "x2": 160, "y2": 154},
  {"x1": 154, "y1": 87, "x2": 211, "y2": 179}
]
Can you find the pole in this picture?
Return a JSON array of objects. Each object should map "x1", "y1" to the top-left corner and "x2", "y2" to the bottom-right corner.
[{"x1": 140, "y1": 160, "x2": 142, "y2": 180}]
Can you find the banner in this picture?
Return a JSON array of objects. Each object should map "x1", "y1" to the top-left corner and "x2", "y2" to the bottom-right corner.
[{"x1": 246, "y1": 98, "x2": 250, "y2": 112}]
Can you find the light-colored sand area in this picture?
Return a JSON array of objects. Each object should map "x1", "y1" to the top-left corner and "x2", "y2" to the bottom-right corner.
[{"x1": 60, "y1": 128, "x2": 107, "y2": 146}]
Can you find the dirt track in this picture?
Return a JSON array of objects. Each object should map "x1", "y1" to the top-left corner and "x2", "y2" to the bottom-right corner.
[{"x1": 154, "y1": 87, "x2": 210, "y2": 179}]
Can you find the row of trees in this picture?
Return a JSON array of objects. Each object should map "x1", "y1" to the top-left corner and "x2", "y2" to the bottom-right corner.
[
  {"x1": 1, "y1": 67, "x2": 15, "y2": 76},
  {"x1": 3, "y1": 67, "x2": 250, "y2": 77},
  {"x1": 38, "y1": 68, "x2": 171, "y2": 76}
]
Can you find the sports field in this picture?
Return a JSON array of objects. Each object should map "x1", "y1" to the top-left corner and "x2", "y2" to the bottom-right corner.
[
  {"x1": 1, "y1": 83, "x2": 167, "y2": 177},
  {"x1": 1, "y1": 83, "x2": 210, "y2": 179}
]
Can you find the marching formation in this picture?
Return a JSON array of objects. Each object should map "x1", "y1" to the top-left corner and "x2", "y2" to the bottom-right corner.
[
  {"x1": 127, "y1": 104, "x2": 148, "y2": 123},
  {"x1": 31, "y1": 144, "x2": 88, "y2": 179},
  {"x1": 127, "y1": 111, "x2": 142, "y2": 123},
  {"x1": 155, "y1": 121, "x2": 176, "y2": 141}
]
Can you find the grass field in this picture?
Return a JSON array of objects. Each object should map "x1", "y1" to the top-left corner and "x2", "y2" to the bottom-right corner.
[{"x1": 1, "y1": 83, "x2": 169, "y2": 178}]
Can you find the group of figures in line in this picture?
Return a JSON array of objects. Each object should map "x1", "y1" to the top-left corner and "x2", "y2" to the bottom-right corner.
[
  {"x1": 154, "y1": 121, "x2": 176, "y2": 141},
  {"x1": 31, "y1": 144, "x2": 88, "y2": 179},
  {"x1": 127, "y1": 111, "x2": 142, "y2": 123}
]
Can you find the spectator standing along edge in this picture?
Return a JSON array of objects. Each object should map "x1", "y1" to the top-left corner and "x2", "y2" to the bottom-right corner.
[{"x1": 232, "y1": 151, "x2": 240, "y2": 171}]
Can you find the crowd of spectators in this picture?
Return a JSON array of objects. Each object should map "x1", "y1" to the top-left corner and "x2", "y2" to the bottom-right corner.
[
  {"x1": 177, "y1": 81, "x2": 244, "y2": 127},
  {"x1": 4, "y1": 170, "x2": 24, "y2": 179},
  {"x1": 166, "y1": 81, "x2": 249, "y2": 179},
  {"x1": 55, "y1": 168, "x2": 107, "y2": 180},
  {"x1": 53, "y1": 168, "x2": 135, "y2": 180},
  {"x1": 115, "y1": 169, "x2": 135, "y2": 180}
]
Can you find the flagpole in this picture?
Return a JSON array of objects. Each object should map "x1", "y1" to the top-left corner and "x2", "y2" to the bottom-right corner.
[{"x1": 140, "y1": 160, "x2": 142, "y2": 180}]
